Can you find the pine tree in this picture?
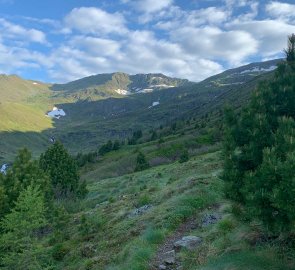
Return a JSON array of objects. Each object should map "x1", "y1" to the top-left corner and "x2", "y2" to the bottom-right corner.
[
  {"x1": 285, "y1": 33, "x2": 295, "y2": 63},
  {"x1": 150, "y1": 130, "x2": 158, "y2": 141},
  {"x1": 0, "y1": 185, "x2": 47, "y2": 269},
  {"x1": 179, "y1": 149, "x2": 189, "y2": 163},
  {"x1": 0, "y1": 148, "x2": 52, "y2": 218},
  {"x1": 40, "y1": 141, "x2": 86, "y2": 199},
  {"x1": 222, "y1": 35, "x2": 295, "y2": 233},
  {"x1": 112, "y1": 140, "x2": 120, "y2": 151},
  {"x1": 135, "y1": 152, "x2": 150, "y2": 172}
]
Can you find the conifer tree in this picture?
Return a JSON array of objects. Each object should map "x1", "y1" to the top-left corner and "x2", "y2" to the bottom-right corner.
[
  {"x1": 112, "y1": 140, "x2": 120, "y2": 151},
  {"x1": 40, "y1": 141, "x2": 86, "y2": 199},
  {"x1": 179, "y1": 149, "x2": 189, "y2": 163},
  {"x1": 0, "y1": 185, "x2": 47, "y2": 269},
  {"x1": 0, "y1": 148, "x2": 51, "y2": 218},
  {"x1": 285, "y1": 33, "x2": 295, "y2": 63},
  {"x1": 222, "y1": 35, "x2": 295, "y2": 233},
  {"x1": 135, "y1": 152, "x2": 150, "y2": 172}
]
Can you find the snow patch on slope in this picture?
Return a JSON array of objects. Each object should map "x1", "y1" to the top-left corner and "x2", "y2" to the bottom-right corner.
[
  {"x1": 115, "y1": 89, "x2": 130, "y2": 95},
  {"x1": 47, "y1": 107, "x2": 66, "y2": 119},
  {"x1": 241, "y1": 65, "x2": 277, "y2": 74},
  {"x1": 148, "y1": 101, "x2": 160, "y2": 109},
  {"x1": 150, "y1": 84, "x2": 174, "y2": 88},
  {"x1": 0, "y1": 164, "x2": 8, "y2": 175}
]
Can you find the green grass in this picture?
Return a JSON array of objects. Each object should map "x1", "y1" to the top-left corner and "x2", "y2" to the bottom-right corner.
[
  {"x1": 0, "y1": 62, "x2": 275, "y2": 162},
  {"x1": 45, "y1": 147, "x2": 223, "y2": 270},
  {"x1": 200, "y1": 249, "x2": 293, "y2": 270}
]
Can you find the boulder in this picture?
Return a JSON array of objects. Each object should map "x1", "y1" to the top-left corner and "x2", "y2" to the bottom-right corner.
[
  {"x1": 174, "y1": 236, "x2": 202, "y2": 251},
  {"x1": 162, "y1": 250, "x2": 175, "y2": 265}
]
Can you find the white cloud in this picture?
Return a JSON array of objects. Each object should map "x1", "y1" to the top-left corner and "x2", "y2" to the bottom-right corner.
[
  {"x1": 266, "y1": 1, "x2": 295, "y2": 21},
  {"x1": 64, "y1": 7, "x2": 128, "y2": 35},
  {"x1": 46, "y1": 29, "x2": 223, "y2": 82},
  {"x1": 70, "y1": 36, "x2": 122, "y2": 57},
  {"x1": 155, "y1": 6, "x2": 230, "y2": 32},
  {"x1": 0, "y1": 18, "x2": 47, "y2": 44},
  {"x1": 134, "y1": 0, "x2": 173, "y2": 13},
  {"x1": 0, "y1": 1, "x2": 294, "y2": 84},
  {"x1": 0, "y1": 41, "x2": 50, "y2": 74},
  {"x1": 170, "y1": 26, "x2": 258, "y2": 65},
  {"x1": 228, "y1": 19, "x2": 295, "y2": 57}
]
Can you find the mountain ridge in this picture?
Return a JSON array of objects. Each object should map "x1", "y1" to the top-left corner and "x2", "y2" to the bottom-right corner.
[{"x1": 0, "y1": 58, "x2": 282, "y2": 161}]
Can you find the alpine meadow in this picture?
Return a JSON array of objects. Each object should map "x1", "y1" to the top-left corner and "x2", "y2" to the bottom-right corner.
[{"x1": 0, "y1": 1, "x2": 295, "y2": 270}]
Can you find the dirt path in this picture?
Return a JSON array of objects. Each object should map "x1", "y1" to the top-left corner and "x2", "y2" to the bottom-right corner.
[{"x1": 149, "y1": 217, "x2": 199, "y2": 270}]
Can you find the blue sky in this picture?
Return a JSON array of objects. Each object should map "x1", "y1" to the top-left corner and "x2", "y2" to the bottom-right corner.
[{"x1": 0, "y1": 0, "x2": 294, "y2": 82}]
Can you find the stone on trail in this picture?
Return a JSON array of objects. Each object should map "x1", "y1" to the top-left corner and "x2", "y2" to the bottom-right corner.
[
  {"x1": 174, "y1": 236, "x2": 202, "y2": 251},
  {"x1": 162, "y1": 250, "x2": 175, "y2": 265}
]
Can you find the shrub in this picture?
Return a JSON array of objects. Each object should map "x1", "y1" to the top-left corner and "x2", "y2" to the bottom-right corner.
[
  {"x1": 179, "y1": 149, "x2": 189, "y2": 163},
  {"x1": 52, "y1": 243, "x2": 69, "y2": 261},
  {"x1": 135, "y1": 152, "x2": 150, "y2": 172}
]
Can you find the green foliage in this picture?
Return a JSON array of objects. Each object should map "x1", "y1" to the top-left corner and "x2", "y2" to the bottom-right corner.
[
  {"x1": 142, "y1": 228, "x2": 165, "y2": 245},
  {"x1": 222, "y1": 42, "x2": 295, "y2": 234},
  {"x1": 50, "y1": 205, "x2": 71, "y2": 243},
  {"x1": 52, "y1": 243, "x2": 69, "y2": 261},
  {"x1": 285, "y1": 33, "x2": 295, "y2": 63},
  {"x1": 128, "y1": 130, "x2": 143, "y2": 145},
  {"x1": 76, "y1": 151, "x2": 97, "y2": 167},
  {"x1": 179, "y1": 149, "x2": 189, "y2": 163},
  {"x1": 0, "y1": 148, "x2": 52, "y2": 218},
  {"x1": 135, "y1": 194, "x2": 151, "y2": 207},
  {"x1": 40, "y1": 141, "x2": 86, "y2": 199},
  {"x1": 135, "y1": 152, "x2": 150, "y2": 172},
  {"x1": 113, "y1": 140, "x2": 121, "y2": 151},
  {"x1": 0, "y1": 185, "x2": 47, "y2": 269},
  {"x1": 150, "y1": 130, "x2": 158, "y2": 141},
  {"x1": 99, "y1": 140, "x2": 113, "y2": 155}
]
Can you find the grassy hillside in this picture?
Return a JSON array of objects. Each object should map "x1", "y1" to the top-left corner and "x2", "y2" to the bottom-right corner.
[
  {"x1": 0, "y1": 60, "x2": 280, "y2": 162},
  {"x1": 12, "y1": 127, "x2": 292, "y2": 270},
  {"x1": 1, "y1": 66, "x2": 294, "y2": 269}
]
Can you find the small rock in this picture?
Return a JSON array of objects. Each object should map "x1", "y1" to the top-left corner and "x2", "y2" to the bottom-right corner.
[
  {"x1": 163, "y1": 250, "x2": 175, "y2": 265},
  {"x1": 128, "y1": 204, "x2": 152, "y2": 217},
  {"x1": 201, "y1": 213, "x2": 221, "y2": 227},
  {"x1": 95, "y1": 201, "x2": 109, "y2": 208},
  {"x1": 159, "y1": 264, "x2": 167, "y2": 270},
  {"x1": 174, "y1": 236, "x2": 202, "y2": 251}
]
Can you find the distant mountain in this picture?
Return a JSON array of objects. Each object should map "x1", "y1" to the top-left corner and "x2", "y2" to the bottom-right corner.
[
  {"x1": 201, "y1": 58, "x2": 282, "y2": 88},
  {"x1": 0, "y1": 59, "x2": 282, "y2": 161},
  {"x1": 0, "y1": 74, "x2": 49, "y2": 103},
  {"x1": 51, "y1": 72, "x2": 193, "y2": 101}
]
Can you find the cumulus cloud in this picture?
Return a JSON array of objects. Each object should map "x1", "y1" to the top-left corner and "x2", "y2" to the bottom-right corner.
[
  {"x1": 45, "y1": 29, "x2": 223, "y2": 82},
  {"x1": 0, "y1": 1, "x2": 294, "y2": 83},
  {"x1": 64, "y1": 7, "x2": 128, "y2": 35},
  {"x1": 266, "y1": 1, "x2": 295, "y2": 21},
  {"x1": 0, "y1": 18, "x2": 47, "y2": 44},
  {"x1": 228, "y1": 19, "x2": 295, "y2": 57},
  {"x1": 170, "y1": 26, "x2": 257, "y2": 65},
  {"x1": 70, "y1": 36, "x2": 122, "y2": 57},
  {"x1": 0, "y1": 41, "x2": 50, "y2": 75},
  {"x1": 133, "y1": 0, "x2": 173, "y2": 13}
]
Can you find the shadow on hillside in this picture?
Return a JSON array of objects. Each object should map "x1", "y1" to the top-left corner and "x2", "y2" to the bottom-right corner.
[{"x1": 0, "y1": 71, "x2": 270, "y2": 163}]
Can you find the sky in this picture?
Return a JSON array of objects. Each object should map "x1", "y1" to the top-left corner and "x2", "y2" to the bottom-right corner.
[{"x1": 0, "y1": 0, "x2": 294, "y2": 83}]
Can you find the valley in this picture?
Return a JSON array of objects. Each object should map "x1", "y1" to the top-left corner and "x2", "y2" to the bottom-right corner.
[
  {"x1": 1, "y1": 55, "x2": 294, "y2": 270},
  {"x1": 1, "y1": 1, "x2": 295, "y2": 269},
  {"x1": 0, "y1": 59, "x2": 280, "y2": 162}
]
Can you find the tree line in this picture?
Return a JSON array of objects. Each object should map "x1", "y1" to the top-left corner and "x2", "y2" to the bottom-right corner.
[{"x1": 0, "y1": 141, "x2": 87, "y2": 268}]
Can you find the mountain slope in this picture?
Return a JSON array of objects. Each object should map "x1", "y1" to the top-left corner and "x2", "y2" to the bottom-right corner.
[
  {"x1": 0, "y1": 59, "x2": 281, "y2": 161},
  {"x1": 51, "y1": 72, "x2": 192, "y2": 101}
]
